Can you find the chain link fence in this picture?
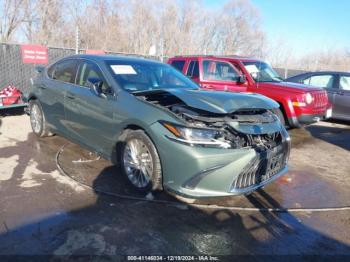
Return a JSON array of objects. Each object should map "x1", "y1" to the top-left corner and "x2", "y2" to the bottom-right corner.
[
  {"x1": 0, "y1": 43, "x2": 72, "y2": 92},
  {"x1": 0, "y1": 43, "x2": 162, "y2": 93},
  {"x1": 1, "y1": 42, "x2": 306, "y2": 94},
  {"x1": 274, "y1": 68, "x2": 307, "y2": 79}
]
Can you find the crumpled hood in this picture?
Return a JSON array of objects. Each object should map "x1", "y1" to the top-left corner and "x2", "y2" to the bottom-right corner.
[{"x1": 166, "y1": 88, "x2": 279, "y2": 114}]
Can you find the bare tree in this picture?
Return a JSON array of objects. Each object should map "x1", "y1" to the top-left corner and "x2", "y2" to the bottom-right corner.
[
  {"x1": 0, "y1": 0, "x2": 26, "y2": 42},
  {"x1": 21, "y1": 0, "x2": 38, "y2": 43},
  {"x1": 297, "y1": 48, "x2": 350, "y2": 71},
  {"x1": 213, "y1": 0, "x2": 266, "y2": 56},
  {"x1": 264, "y1": 37, "x2": 296, "y2": 68}
]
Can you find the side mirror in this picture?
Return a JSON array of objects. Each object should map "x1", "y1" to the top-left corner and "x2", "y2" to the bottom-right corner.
[
  {"x1": 237, "y1": 75, "x2": 247, "y2": 84},
  {"x1": 35, "y1": 65, "x2": 45, "y2": 73},
  {"x1": 87, "y1": 77, "x2": 105, "y2": 97}
]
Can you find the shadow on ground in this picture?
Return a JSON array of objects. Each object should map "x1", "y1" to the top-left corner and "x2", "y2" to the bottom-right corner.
[
  {"x1": 0, "y1": 107, "x2": 25, "y2": 117},
  {"x1": 0, "y1": 146, "x2": 350, "y2": 257},
  {"x1": 304, "y1": 121, "x2": 350, "y2": 151},
  {"x1": 0, "y1": 181, "x2": 350, "y2": 258}
]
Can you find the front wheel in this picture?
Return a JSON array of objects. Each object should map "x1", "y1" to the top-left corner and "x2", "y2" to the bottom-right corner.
[{"x1": 119, "y1": 130, "x2": 162, "y2": 192}]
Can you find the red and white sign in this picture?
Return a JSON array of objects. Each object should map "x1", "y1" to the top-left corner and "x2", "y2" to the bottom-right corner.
[
  {"x1": 85, "y1": 49, "x2": 106, "y2": 55},
  {"x1": 20, "y1": 44, "x2": 48, "y2": 64}
]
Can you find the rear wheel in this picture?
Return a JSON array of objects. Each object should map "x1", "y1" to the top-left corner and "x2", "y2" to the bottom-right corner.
[
  {"x1": 119, "y1": 130, "x2": 162, "y2": 192},
  {"x1": 29, "y1": 100, "x2": 51, "y2": 137}
]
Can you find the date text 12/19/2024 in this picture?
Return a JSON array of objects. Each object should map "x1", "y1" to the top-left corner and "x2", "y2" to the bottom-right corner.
[{"x1": 127, "y1": 256, "x2": 219, "y2": 261}]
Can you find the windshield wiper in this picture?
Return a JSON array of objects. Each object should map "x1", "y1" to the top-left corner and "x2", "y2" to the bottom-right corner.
[{"x1": 132, "y1": 89, "x2": 165, "y2": 95}]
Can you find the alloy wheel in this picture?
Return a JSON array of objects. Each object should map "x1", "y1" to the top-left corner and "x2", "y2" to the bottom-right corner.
[
  {"x1": 123, "y1": 138, "x2": 154, "y2": 188},
  {"x1": 30, "y1": 103, "x2": 42, "y2": 134}
]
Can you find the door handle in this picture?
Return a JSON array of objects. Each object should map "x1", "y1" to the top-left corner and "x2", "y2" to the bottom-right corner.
[
  {"x1": 38, "y1": 85, "x2": 47, "y2": 89},
  {"x1": 337, "y1": 91, "x2": 344, "y2": 96},
  {"x1": 66, "y1": 92, "x2": 75, "y2": 99}
]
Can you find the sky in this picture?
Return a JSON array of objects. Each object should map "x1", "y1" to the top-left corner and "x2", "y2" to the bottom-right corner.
[{"x1": 204, "y1": 0, "x2": 350, "y2": 57}]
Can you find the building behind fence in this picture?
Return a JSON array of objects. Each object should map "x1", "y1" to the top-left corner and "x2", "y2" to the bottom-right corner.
[{"x1": 1, "y1": 42, "x2": 307, "y2": 92}]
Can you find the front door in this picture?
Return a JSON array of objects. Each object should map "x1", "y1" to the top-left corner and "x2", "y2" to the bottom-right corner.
[
  {"x1": 334, "y1": 75, "x2": 350, "y2": 119},
  {"x1": 185, "y1": 60, "x2": 200, "y2": 84},
  {"x1": 302, "y1": 73, "x2": 339, "y2": 116},
  {"x1": 64, "y1": 59, "x2": 117, "y2": 157}
]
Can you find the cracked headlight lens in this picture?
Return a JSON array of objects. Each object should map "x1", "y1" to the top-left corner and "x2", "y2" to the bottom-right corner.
[{"x1": 161, "y1": 121, "x2": 231, "y2": 148}]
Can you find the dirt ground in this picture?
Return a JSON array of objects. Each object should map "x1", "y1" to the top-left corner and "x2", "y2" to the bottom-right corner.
[{"x1": 0, "y1": 114, "x2": 350, "y2": 259}]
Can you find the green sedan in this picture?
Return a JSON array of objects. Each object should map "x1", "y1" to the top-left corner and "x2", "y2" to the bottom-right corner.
[{"x1": 24, "y1": 55, "x2": 290, "y2": 198}]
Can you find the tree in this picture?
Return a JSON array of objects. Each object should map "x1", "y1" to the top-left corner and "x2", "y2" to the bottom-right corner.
[
  {"x1": 0, "y1": 0, "x2": 25, "y2": 42},
  {"x1": 213, "y1": 0, "x2": 266, "y2": 57}
]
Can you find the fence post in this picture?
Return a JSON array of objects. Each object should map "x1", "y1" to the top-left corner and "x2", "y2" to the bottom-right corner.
[{"x1": 284, "y1": 68, "x2": 288, "y2": 79}]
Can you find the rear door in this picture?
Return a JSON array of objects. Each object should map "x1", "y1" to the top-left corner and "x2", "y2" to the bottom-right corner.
[
  {"x1": 64, "y1": 59, "x2": 116, "y2": 155},
  {"x1": 41, "y1": 59, "x2": 78, "y2": 134},
  {"x1": 334, "y1": 75, "x2": 350, "y2": 119},
  {"x1": 199, "y1": 59, "x2": 247, "y2": 92}
]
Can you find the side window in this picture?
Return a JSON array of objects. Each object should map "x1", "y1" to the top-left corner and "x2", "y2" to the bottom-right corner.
[
  {"x1": 230, "y1": 62, "x2": 244, "y2": 75},
  {"x1": 302, "y1": 77, "x2": 311, "y2": 85},
  {"x1": 304, "y1": 75, "x2": 334, "y2": 89},
  {"x1": 202, "y1": 60, "x2": 239, "y2": 81},
  {"x1": 170, "y1": 60, "x2": 185, "y2": 72},
  {"x1": 47, "y1": 64, "x2": 55, "y2": 78},
  {"x1": 340, "y1": 76, "x2": 350, "y2": 90},
  {"x1": 186, "y1": 60, "x2": 199, "y2": 78},
  {"x1": 52, "y1": 60, "x2": 78, "y2": 83},
  {"x1": 77, "y1": 61, "x2": 112, "y2": 94}
]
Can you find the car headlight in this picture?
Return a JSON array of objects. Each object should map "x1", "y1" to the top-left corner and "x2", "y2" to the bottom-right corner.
[
  {"x1": 160, "y1": 121, "x2": 231, "y2": 148},
  {"x1": 305, "y1": 93, "x2": 313, "y2": 104}
]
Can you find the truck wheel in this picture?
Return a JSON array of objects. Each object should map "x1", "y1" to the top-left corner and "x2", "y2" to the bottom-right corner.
[
  {"x1": 119, "y1": 130, "x2": 162, "y2": 192},
  {"x1": 272, "y1": 108, "x2": 286, "y2": 126},
  {"x1": 29, "y1": 100, "x2": 51, "y2": 137}
]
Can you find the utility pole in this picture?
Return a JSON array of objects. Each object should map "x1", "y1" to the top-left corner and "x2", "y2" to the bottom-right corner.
[{"x1": 75, "y1": 26, "x2": 80, "y2": 54}]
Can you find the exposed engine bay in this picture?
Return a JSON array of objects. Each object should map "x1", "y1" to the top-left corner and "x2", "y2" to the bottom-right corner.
[{"x1": 135, "y1": 90, "x2": 283, "y2": 150}]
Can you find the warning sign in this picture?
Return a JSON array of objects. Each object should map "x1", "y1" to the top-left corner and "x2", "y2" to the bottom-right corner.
[
  {"x1": 20, "y1": 45, "x2": 48, "y2": 64},
  {"x1": 85, "y1": 49, "x2": 106, "y2": 55}
]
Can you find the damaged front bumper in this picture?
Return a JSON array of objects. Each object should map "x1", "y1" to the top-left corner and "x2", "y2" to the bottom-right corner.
[{"x1": 148, "y1": 121, "x2": 291, "y2": 198}]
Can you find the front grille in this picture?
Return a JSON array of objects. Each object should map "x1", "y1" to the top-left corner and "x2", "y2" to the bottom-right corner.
[
  {"x1": 231, "y1": 144, "x2": 288, "y2": 190},
  {"x1": 313, "y1": 91, "x2": 328, "y2": 108}
]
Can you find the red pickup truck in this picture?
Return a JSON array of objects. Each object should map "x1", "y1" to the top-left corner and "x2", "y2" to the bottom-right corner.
[{"x1": 168, "y1": 56, "x2": 332, "y2": 127}]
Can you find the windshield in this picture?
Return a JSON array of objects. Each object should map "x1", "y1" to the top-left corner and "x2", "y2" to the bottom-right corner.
[
  {"x1": 106, "y1": 61, "x2": 199, "y2": 92},
  {"x1": 243, "y1": 61, "x2": 282, "y2": 82}
]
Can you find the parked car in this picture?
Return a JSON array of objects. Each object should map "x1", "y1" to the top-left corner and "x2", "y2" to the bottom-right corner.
[
  {"x1": 168, "y1": 56, "x2": 332, "y2": 127},
  {"x1": 286, "y1": 71, "x2": 350, "y2": 121},
  {"x1": 24, "y1": 55, "x2": 290, "y2": 198}
]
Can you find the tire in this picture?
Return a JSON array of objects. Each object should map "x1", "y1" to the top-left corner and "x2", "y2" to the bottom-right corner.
[
  {"x1": 29, "y1": 100, "x2": 51, "y2": 137},
  {"x1": 272, "y1": 108, "x2": 286, "y2": 126},
  {"x1": 119, "y1": 130, "x2": 162, "y2": 192}
]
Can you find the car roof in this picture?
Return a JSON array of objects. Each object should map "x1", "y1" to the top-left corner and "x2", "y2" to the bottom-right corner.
[
  {"x1": 171, "y1": 55, "x2": 262, "y2": 62},
  {"x1": 309, "y1": 71, "x2": 350, "y2": 75},
  {"x1": 64, "y1": 54, "x2": 164, "y2": 65},
  {"x1": 287, "y1": 71, "x2": 350, "y2": 79}
]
